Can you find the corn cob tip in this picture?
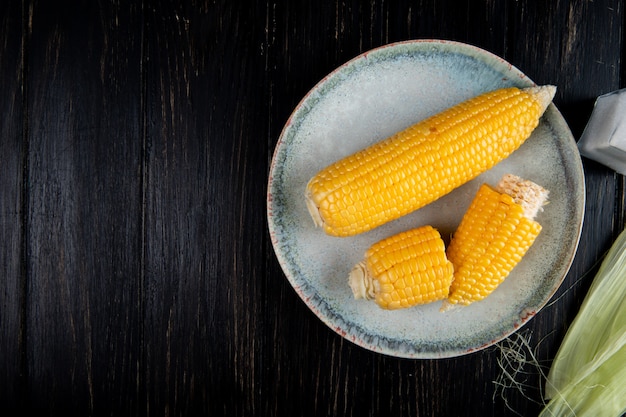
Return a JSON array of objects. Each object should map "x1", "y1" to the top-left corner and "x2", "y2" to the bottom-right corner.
[
  {"x1": 522, "y1": 85, "x2": 557, "y2": 115},
  {"x1": 495, "y1": 174, "x2": 550, "y2": 220},
  {"x1": 348, "y1": 261, "x2": 377, "y2": 300},
  {"x1": 440, "y1": 299, "x2": 458, "y2": 312},
  {"x1": 304, "y1": 186, "x2": 325, "y2": 229}
]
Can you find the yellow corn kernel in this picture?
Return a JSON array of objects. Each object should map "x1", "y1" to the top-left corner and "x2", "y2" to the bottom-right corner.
[
  {"x1": 443, "y1": 174, "x2": 549, "y2": 309},
  {"x1": 305, "y1": 85, "x2": 556, "y2": 237},
  {"x1": 348, "y1": 225, "x2": 454, "y2": 310}
]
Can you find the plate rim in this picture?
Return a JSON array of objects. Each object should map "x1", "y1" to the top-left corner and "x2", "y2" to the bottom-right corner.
[{"x1": 267, "y1": 39, "x2": 585, "y2": 358}]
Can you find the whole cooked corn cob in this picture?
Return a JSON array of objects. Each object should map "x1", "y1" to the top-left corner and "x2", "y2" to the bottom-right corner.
[
  {"x1": 348, "y1": 225, "x2": 454, "y2": 310},
  {"x1": 442, "y1": 174, "x2": 549, "y2": 310},
  {"x1": 306, "y1": 85, "x2": 556, "y2": 237}
]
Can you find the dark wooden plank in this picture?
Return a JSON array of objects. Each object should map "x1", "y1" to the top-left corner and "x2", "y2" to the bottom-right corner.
[
  {"x1": 0, "y1": 0, "x2": 26, "y2": 412},
  {"x1": 24, "y1": 1, "x2": 143, "y2": 413},
  {"x1": 141, "y1": 1, "x2": 271, "y2": 414}
]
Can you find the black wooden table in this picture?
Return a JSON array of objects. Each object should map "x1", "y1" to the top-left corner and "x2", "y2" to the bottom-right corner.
[{"x1": 1, "y1": 1, "x2": 625, "y2": 416}]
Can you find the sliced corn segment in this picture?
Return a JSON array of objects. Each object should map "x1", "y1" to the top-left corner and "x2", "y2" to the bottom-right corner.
[
  {"x1": 442, "y1": 174, "x2": 549, "y2": 309},
  {"x1": 306, "y1": 85, "x2": 556, "y2": 237},
  {"x1": 348, "y1": 225, "x2": 454, "y2": 310}
]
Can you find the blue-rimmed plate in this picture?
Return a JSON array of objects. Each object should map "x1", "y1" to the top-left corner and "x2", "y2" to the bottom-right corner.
[{"x1": 267, "y1": 40, "x2": 584, "y2": 358}]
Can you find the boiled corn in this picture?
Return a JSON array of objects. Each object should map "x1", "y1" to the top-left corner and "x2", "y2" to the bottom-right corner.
[
  {"x1": 348, "y1": 225, "x2": 454, "y2": 310},
  {"x1": 306, "y1": 86, "x2": 556, "y2": 237},
  {"x1": 443, "y1": 174, "x2": 549, "y2": 309}
]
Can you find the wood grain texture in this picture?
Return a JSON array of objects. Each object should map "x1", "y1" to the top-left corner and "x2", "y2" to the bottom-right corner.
[
  {"x1": 1, "y1": 0, "x2": 625, "y2": 415},
  {"x1": 141, "y1": 1, "x2": 271, "y2": 415},
  {"x1": 23, "y1": 0, "x2": 143, "y2": 414},
  {"x1": 0, "y1": 0, "x2": 25, "y2": 412}
]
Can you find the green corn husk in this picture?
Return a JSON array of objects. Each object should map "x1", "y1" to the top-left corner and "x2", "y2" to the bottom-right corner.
[{"x1": 540, "y1": 228, "x2": 626, "y2": 417}]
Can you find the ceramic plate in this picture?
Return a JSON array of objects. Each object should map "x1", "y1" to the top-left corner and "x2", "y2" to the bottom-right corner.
[{"x1": 267, "y1": 40, "x2": 585, "y2": 358}]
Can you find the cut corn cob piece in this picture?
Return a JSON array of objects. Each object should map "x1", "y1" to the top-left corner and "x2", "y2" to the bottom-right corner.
[
  {"x1": 442, "y1": 174, "x2": 549, "y2": 310},
  {"x1": 305, "y1": 85, "x2": 556, "y2": 237},
  {"x1": 348, "y1": 225, "x2": 454, "y2": 310}
]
